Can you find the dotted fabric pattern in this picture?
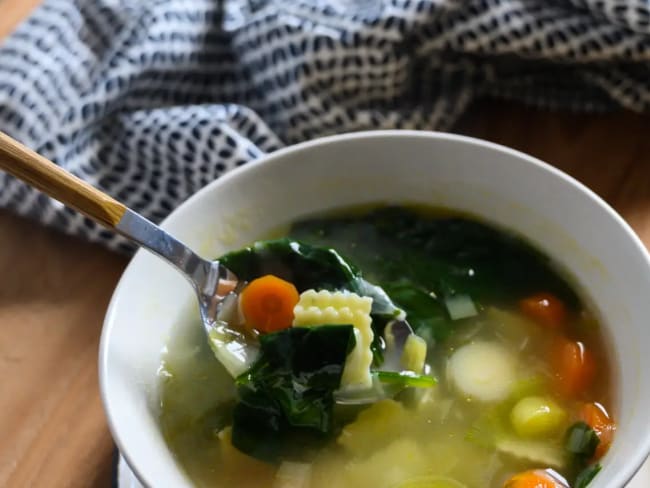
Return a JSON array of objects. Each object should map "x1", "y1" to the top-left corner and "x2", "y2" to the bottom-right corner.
[{"x1": 1, "y1": 0, "x2": 649, "y2": 253}]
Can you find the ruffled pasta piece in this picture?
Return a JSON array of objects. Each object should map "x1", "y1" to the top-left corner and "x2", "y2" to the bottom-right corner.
[{"x1": 293, "y1": 289, "x2": 373, "y2": 390}]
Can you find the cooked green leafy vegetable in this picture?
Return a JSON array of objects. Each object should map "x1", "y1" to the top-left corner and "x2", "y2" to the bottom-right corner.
[
  {"x1": 220, "y1": 238, "x2": 402, "y2": 320},
  {"x1": 565, "y1": 422, "x2": 600, "y2": 459},
  {"x1": 220, "y1": 239, "x2": 359, "y2": 293},
  {"x1": 382, "y1": 281, "x2": 451, "y2": 342},
  {"x1": 231, "y1": 325, "x2": 355, "y2": 462},
  {"x1": 574, "y1": 463, "x2": 602, "y2": 488},
  {"x1": 290, "y1": 206, "x2": 579, "y2": 321},
  {"x1": 219, "y1": 238, "x2": 402, "y2": 365},
  {"x1": 564, "y1": 422, "x2": 601, "y2": 487}
]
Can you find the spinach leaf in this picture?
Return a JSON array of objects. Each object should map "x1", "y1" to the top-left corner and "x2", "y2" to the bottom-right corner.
[
  {"x1": 290, "y1": 207, "x2": 579, "y2": 310},
  {"x1": 564, "y1": 422, "x2": 601, "y2": 487},
  {"x1": 574, "y1": 463, "x2": 602, "y2": 488},
  {"x1": 219, "y1": 238, "x2": 400, "y2": 317},
  {"x1": 219, "y1": 238, "x2": 401, "y2": 365},
  {"x1": 565, "y1": 422, "x2": 600, "y2": 460},
  {"x1": 219, "y1": 238, "x2": 359, "y2": 292},
  {"x1": 231, "y1": 325, "x2": 355, "y2": 463},
  {"x1": 382, "y1": 281, "x2": 452, "y2": 342},
  {"x1": 290, "y1": 206, "x2": 580, "y2": 345},
  {"x1": 357, "y1": 277, "x2": 404, "y2": 318}
]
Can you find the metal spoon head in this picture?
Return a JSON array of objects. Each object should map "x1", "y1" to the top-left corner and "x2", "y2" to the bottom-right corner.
[
  {"x1": 196, "y1": 264, "x2": 422, "y2": 405},
  {"x1": 196, "y1": 261, "x2": 241, "y2": 325},
  {"x1": 194, "y1": 261, "x2": 264, "y2": 378}
]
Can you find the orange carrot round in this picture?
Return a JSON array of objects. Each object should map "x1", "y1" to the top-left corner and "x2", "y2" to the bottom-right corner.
[
  {"x1": 239, "y1": 275, "x2": 299, "y2": 334},
  {"x1": 519, "y1": 293, "x2": 567, "y2": 329},
  {"x1": 503, "y1": 470, "x2": 565, "y2": 488},
  {"x1": 551, "y1": 337, "x2": 596, "y2": 398},
  {"x1": 579, "y1": 402, "x2": 616, "y2": 460}
]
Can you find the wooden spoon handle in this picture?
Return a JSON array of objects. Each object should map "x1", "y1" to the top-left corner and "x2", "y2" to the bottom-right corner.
[{"x1": 0, "y1": 131, "x2": 126, "y2": 227}]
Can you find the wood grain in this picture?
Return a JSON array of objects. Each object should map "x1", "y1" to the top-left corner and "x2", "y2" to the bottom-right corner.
[
  {"x1": 1, "y1": 1, "x2": 650, "y2": 488},
  {"x1": 0, "y1": 132, "x2": 127, "y2": 228},
  {"x1": 0, "y1": 0, "x2": 41, "y2": 42},
  {"x1": 0, "y1": 211, "x2": 127, "y2": 487},
  {"x1": 0, "y1": 6, "x2": 124, "y2": 488},
  {"x1": 456, "y1": 102, "x2": 650, "y2": 239}
]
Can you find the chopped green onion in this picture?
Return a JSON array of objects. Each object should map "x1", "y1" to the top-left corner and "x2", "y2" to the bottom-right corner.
[
  {"x1": 444, "y1": 294, "x2": 478, "y2": 320},
  {"x1": 565, "y1": 422, "x2": 600, "y2": 458},
  {"x1": 376, "y1": 370, "x2": 436, "y2": 388},
  {"x1": 574, "y1": 463, "x2": 601, "y2": 488}
]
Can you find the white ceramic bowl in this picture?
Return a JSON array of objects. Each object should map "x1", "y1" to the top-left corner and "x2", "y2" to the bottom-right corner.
[{"x1": 99, "y1": 131, "x2": 650, "y2": 488}]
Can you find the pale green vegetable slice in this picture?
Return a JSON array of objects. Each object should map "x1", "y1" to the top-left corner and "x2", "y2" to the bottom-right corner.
[
  {"x1": 448, "y1": 342, "x2": 516, "y2": 402},
  {"x1": 496, "y1": 437, "x2": 568, "y2": 468},
  {"x1": 510, "y1": 395, "x2": 567, "y2": 438},
  {"x1": 444, "y1": 294, "x2": 478, "y2": 320},
  {"x1": 273, "y1": 461, "x2": 312, "y2": 488},
  {"x1": 207, "y1": 323, "x2": 259, "y2": 378},
  {"x1": 206, "y1": 293, "x2": 260, "y2": 378}
]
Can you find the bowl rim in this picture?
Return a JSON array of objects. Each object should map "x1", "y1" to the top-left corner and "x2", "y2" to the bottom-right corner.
[{"x1": 99, "y1": 129, "x2": 650, "y2": 488}]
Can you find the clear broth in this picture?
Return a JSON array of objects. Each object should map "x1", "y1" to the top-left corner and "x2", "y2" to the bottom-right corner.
[{"x1": 159, "y1": 206, "x2": 613, "y2": 488}]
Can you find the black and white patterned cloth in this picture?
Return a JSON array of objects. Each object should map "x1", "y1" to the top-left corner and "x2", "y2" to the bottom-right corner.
[{"x1": 1, "y1": 0, "x2": 649, "y2": 253}]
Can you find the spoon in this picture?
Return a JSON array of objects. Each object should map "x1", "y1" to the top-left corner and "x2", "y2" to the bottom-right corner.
[
  {"x1": 0, "y1": 131, "x2": 417, "y2": 403},
  {"x1": 0, "y1": 131, "x2": 243, "y2": 360}
]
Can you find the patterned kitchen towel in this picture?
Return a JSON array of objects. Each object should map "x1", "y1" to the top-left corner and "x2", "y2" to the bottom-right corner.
[{"x1": 0, "y1": 0, "x2": 649, "y2": 252}]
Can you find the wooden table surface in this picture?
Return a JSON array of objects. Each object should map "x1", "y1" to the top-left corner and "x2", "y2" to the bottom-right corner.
[{"x1": 1, "y1": 2, "x2": 650, "y2": 487}]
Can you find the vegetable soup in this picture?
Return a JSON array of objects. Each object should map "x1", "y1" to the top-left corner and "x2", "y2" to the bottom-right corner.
[{"x1": 159, "y1": 206, "x2": 614, "y2": 488}]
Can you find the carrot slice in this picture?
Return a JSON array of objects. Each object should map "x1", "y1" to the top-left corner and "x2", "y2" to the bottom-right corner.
[
  {"x1": 503, "y1": 470, "x2": 565, "y2": 488},
  {"x1": 579, "y1": 402, "x2": 616, "y2": 460},
  {"x1": 551, "y1": 337, "x2": 596, "y2": 398},
  {"x1": 239, "y1": 275, "x2": 300, "y2": 333},
  {"x1": 519, "y1": 293, "x2": 567, "y2": 329}
]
